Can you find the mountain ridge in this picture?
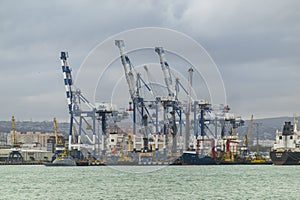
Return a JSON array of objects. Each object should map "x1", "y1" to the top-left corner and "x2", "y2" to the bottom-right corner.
[{"x1": 0, "y1": 116, "x2": 298, "y2": 143}]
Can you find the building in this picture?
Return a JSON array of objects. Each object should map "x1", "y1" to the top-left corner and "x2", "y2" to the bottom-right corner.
[
  {"x1": 6, "y1": 131, "x2": 65, "y2": 149},
  {"x1": 252, "y1": 139, "x2": 274, "y2": 147}
]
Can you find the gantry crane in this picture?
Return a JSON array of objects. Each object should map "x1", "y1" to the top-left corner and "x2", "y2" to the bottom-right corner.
[
  {"x1": 60, "y1": 52, "x2": 75, "y2": 150},
  {"x1": 155, "y1": 47, "x2": 182, "y2": 155},
  {"x1": 145, "y1": 64, "x2": 188, "y2": 154},
  {"x1": 60, "y1": 52, "x2": 99, "y2": 156},
  {"x1": 60, "y1": 51, "x2": 121, "y2": 159},
  {"x1": 115, "y1": 40, "x2": 155, "y2": 153},
  {"x1": 115, "y1": 40, "x2": 138, "y2": 152}
]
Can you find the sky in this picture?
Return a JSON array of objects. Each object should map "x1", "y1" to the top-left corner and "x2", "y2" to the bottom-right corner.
[{"x1": 0, "y1": 0, "x2": 299, "y2": 122}]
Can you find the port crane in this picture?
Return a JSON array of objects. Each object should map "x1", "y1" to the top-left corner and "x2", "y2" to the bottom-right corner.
[
  {"x1": 154, "y1": 47, "x2": 174, "y2": 97},
  {"x1": 144, "y1": 64, "x2": 189, "y2": 153},
  {"x1": 53, "y1": 117, "x2": 64, "y2": 148},
  {"x1": 60, "y1": 52, "x2": 106, "y2": 156},
  {"x1": 143, "y1": 65, "x2": 158, "y2": 98},
  {"x1": 50, "y1": 117, "x2": 66, "y2": 161},
  {"x1": 115, "y1": 40, "x2": 156, "y2": 153},
  {"x1": 184, "y1": 67, "x2": 194, "y2": 150},
  {"x1": 115, "y1": 43, "x2": 187, "y2": 155},
  {"x1": 7, "y1": 116, "x2": 23, "y2": 163},
  {"x1": 115, "y1": 40, "x2": 138, "y2": 152},
  {"x1": 112, "y1": 40, "x2": 246, "y2": 164},
  {"x1": 241, "y1": 114, "x2": 253, "y2": 158},
  {"x1": 114, "y1": 40, "x2": 137, "y2": 100},
  {"x1": 155, "y1": 47, "x2": 183, "y2": 155},
  {"x1": 60, "y1": 51, "x2": 123, "y2": 161},
  {"x1": 11, "y1": 116, "x2": 19, "y2": 148},
  {"x1": 193, "y1": 100, "x2": 212, "y2": 154},
  {"x1": 60, "y1": 51, "x2": 76, "y2": 150}
]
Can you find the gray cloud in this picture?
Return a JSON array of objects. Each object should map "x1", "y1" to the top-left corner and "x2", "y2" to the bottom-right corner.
[{"x1": 0, "y1": 0, "x2": 299, "y2": 121}]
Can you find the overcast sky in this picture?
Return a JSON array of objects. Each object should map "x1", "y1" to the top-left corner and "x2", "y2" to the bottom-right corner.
[{"x1": 0, "y1": 0, "x2": 299, "y2": 122}]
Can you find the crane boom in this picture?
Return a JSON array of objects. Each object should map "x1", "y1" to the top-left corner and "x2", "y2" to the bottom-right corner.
[
  {"x1": 11, "y1": 116, "x2": 19, "y2": 147},
  {"x1": 60, "y1": 52, "x2": 74, "y2": 150},
  {"x1": 53, "y1": 117, "x2": 59, "y2": 145},
  {"x1": 115, "y1": 40, "x2": 136, "y2": 100},
  {"x1": 244, "y1": 114, "x2": 253, "y2": 147},
  {"x1": 155, "y1": 47, "x2": 174, "y2": 97},
  {"x1": 143, "y1": 65, "x2": 157, "y2": 98},
  {"x1": 60, "y1": 52, "x2": 73, "y2": 113}
]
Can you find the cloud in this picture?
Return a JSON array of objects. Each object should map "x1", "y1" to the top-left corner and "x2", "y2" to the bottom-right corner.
[{"x1": 0, "y1": 0, "x2": 299, "y2": 121}]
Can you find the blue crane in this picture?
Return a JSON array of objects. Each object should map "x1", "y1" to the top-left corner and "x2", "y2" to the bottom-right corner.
[
  {"x1": 60, "y1": 52, "x2": 100, "y2": 157},
  {"x1": 115, "y1": 40, "x2": 155, "y2": 153}
]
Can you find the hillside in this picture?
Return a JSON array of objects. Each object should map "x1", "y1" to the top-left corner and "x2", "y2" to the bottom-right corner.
[
  {"x1": 0, "y1": 120, "x2": 70, "y2": 135},
  {"x1": 0, "y1": 116, "x2": 297, "y2": 144},
  {"x1": 236, "y1": 116, "x2": 297, "y2": 141}
]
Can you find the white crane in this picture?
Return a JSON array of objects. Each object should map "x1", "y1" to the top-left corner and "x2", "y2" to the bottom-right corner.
[
  {"x1": 115, "y1": 40, "x2": 139, "y2": 151},
  {"x1": 155, "y1": 47, "x2": 174, "y2": 98},
  {"x1": 115, "y1": 40, "x2": 136, "y2": 100},
  {"x1": 60, "y1": 52, "x2": 98, "y2": 154}
]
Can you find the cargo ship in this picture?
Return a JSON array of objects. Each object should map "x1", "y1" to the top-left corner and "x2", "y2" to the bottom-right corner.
[
  {"x1": 182, "y1": 151, "x2": 216, "y2": 165},
  {"x1": 270, "y1": 120, "x2": 300, "y2": 165},
  {"x1": 104, "y1": 151, "x2": 138, "y2": 165},
  {"x1": 182, "y1": 134, "x2": 272, "y2": 165},
  {"x1": 182, "y1": 138, "x2": 216, "y2": 165},
  {"x1": 182, "y1": 136, "x2": 245, "y2": 165}
]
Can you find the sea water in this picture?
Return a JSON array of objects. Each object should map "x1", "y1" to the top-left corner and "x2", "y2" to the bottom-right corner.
[{"x1": 0, "y1": 165, "x2": 299, "y2": 199}]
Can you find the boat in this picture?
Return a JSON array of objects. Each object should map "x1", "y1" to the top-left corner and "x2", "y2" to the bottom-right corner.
[
  {"x1": 45, "y1": 150, "x2": 76, "y2": 166},
  {"x1": 248, "y1": 154, "x2": 272, "y2": 165},
  {"x1": 214, "y1": 135, "x2": 245, "y2": 165},
  {"x1": 104, "y1": 151, "x2": 139, "y2": 165},
  {"x1": 45, "y1": 156, "x2": 76, "y2": 166},
  {"x1": 270, "y1": 120, "x2": 300, "y2": 165},
  {"x1": 181, "y1": 137, "x2": 216, "y2": 165},
  {"x1": 182, "y1": 151, "x2": 216, "y2": 165},
  {"x1": 182, "y1": 135, "x2": 249, "y2": 165},
  {"x1": 182, "y1": 135, "x2": 272, "y2": 165}
]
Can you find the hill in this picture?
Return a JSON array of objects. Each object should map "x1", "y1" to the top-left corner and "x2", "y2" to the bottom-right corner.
[
  {"x1": 0, "y1": 116, "x2": 297, "y2": 145},
  {"x1": 236, "y1": 116, "x2": 297, "y2": 142},
  {"x1": 0, "y1": 120, "x2": 69, "y2": 135}
]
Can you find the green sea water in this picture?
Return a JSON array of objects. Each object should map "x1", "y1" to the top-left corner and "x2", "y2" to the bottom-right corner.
[{"x1": 0, "y1": 165, "x2": 299, "y2": 200}]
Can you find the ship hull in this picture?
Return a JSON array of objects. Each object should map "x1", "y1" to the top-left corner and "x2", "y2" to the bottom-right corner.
[
  {"x1": 182, "y1": 152, "x2": 216, "y2": 165},
  {"x1": 270, "y1": 151, "x2": 300, "y2": 165},
  {"x1": 182, "y1": 152, "x2": 272, "y2": 165},
  {"x1": 45, "y1": 156, "x2": 77, "y2": 166}
]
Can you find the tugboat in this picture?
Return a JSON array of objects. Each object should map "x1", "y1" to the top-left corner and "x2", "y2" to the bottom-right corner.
[
  {"x1": 45, "y1": 149, "x2": 76, "y2": 166},
  {"x1": 270, "y1": 118, "x2": 300, "y2": 165}
]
